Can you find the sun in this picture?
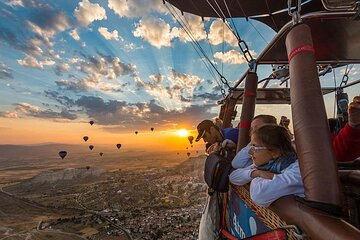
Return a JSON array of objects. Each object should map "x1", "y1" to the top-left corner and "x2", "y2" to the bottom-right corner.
[{"x1": 176, "y1": 129, "x2": 189, "y2": 137}]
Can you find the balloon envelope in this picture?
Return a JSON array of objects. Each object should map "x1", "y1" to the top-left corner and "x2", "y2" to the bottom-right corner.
[
  {"x1": 99, "y1": 152, "x2": 103, "y2": 156},
  {"x1": 187, "y1": 152, "x2": 190, "y2": 157},
  {"x1": 59, "y1": 151, "x2": 67, "y2": 159},
  {"x1": 150, "y1": 127, "x2": 154, "y2": 131},
  {"x1": 89, "y1": 145, "x2": 94, "y2": 150},
  {"x1": 135, "y1": 131, "x2": 138, "y2": 135},
  {"x1": 188, "y1": 136, "x2": 194, "y2": 144},
  {"x1": 83, "y1": 136, "x2": 89, "y2": 142},
  {"x1": 89, "y1": 120, "x2": 94, "y2": 125},
  {"x1": 116, "y1": 144, "x2": 122, "y2": 149}
]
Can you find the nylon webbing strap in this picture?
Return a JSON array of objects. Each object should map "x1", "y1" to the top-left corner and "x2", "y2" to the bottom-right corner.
[
  {"x1": 239, "y1": 121, "x2": 251, "y2": 129},
  {"x1": 244, "y1": 90, "x2": 256, "y2": 97},
  {"x1": 288, "y1": 44, "x2": 315, "y2": 62}
]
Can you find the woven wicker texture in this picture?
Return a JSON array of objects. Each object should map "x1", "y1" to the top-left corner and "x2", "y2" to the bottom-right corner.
[{"x1": 231, "y1": 185, "x2": 298, "y2": 240}]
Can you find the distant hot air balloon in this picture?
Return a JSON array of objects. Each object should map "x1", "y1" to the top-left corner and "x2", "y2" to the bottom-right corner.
[
  {"x1": 116, "y1": 144, "x2": 122, "y2": 149},
  {"x1": 186, "y1": 147, "x2": 188, "y2": 149},
  {"x1": 196, "y1": 151, "x2": 199, "y2": 154},
  {"x1": 150, "y1": 127, "x2": 154, "y2": 131},
  {"x1": 135, "y1": 131, "x2": 138, "y2": 135},
  {"x1": 83, "y1": 136, "x2": 89, "y2": 142},
  {"x1": 89, "y1": 120, "x2": 94, "y2": 125},
  {"x1": 187, "y1": 152, "x2": 191, "y2": 157},
  {"x1": 89, "y1": 145, "x2": 94, "y2": 150},
  {"x1": 177, "y1": 152, "x2": 179, "y2": 155},
  {"x1": 86, "y1": 166, "x2": 90, "y2": 170},
  {"x1": 188, "y1": 136, "x2": 194, "y2": 144},
  {"x1": 120, "y1": 179, "x2": 125, "y2": 184},
  {"x1": 59, "y1": 151, "x2": 67, "y2": 159},
  {"x1": 99, "y1": 152, "x2": 103, "y2": 157},
  {"x1": 191, "y1": 145, "x2": 193, "y2": 148}
]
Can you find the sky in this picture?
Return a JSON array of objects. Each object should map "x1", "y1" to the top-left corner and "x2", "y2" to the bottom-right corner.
[{"x1": 0, "y1": 0, "x2": 359, "y2": 150}]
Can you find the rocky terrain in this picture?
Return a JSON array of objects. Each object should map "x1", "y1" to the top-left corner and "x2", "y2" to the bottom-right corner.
[{"x1": 0, "y1": 150, "x2": 207, "y2": 240}]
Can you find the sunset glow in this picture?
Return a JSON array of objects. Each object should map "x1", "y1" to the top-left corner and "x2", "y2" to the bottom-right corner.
[{"x1": 175, "y1": 129, "x2": 189, "y2": 137}]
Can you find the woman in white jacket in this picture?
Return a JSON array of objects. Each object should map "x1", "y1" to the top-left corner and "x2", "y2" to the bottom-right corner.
[{"x1": 229, "y1": 125, "x2": 304, "y2": 207}]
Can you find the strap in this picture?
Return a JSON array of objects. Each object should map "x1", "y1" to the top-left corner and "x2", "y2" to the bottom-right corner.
[
  {"x1": 244, "y1": 90, "x2": 256, "y2": 97},
  {"x1": 220, "y1": 192, "x2": 239, "y2": 239},
  {"x1": 288, "y1": 44, "x2": 315, "y2": 62},
  {"x1": 239, "y1": 121, "x2": 251, "y2": 129}
]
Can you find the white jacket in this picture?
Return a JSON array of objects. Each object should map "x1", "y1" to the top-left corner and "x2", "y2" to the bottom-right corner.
[
  {"x1": 231, "y1": 143, "x2": 253, "y2": 169},
  {"x1": 229, "y1": 161, "x2": 305, "y2": 207}
]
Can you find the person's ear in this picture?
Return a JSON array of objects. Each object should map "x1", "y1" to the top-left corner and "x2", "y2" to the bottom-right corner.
[{"x1": 271, "y1": 149, "x2": 281, "y2": 159}]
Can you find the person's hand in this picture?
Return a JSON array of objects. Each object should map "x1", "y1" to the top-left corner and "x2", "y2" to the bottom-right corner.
[
  {"x1": 251, "y1": 169, "x2": 275, "y2": 180},
  {"x1": 348, "y1": 96, "x2": 360, "y2": 129},
  {"x1": 221, "y1": 139, "x2": 237, "y2": 149},
  {"x1": 206, "y1": 142, "x2": 221, "y2": 154}
]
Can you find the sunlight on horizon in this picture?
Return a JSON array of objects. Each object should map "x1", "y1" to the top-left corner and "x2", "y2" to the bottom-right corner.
[{"x1": 175, "y1": 129, "x2": 189, "y2": 137}]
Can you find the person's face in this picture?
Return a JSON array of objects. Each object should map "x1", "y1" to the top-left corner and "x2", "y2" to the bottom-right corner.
[
  {"x1": 202, "y1": 127, "x2": 217, "y2": 144},
  {"x1": 248, "y1": 133, "x2": 279, "y2": 167},
  {"x1": 283, "y1": 119, "x2": 290, "y2": 127},
  {"x1": 250, "y1": 118, "x2": 267, "y2": 132}
]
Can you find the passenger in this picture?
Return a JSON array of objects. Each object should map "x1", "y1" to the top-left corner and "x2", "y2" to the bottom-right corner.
[
  {"x1": 232, "y1": 115, "x2": 277, "y2": 169},
  {"x1": 229, "y1": 125, "x2": 304, "y2": 207},
  {"x1": 213, "y1": 117, "x2": 223, "y2": 129},
  {"x1": 328, "y1": 118, "x2": 338, "y2": 138},
  {"x1": 333, "y1": 96, "x2": 360, "y2": 162},
  {"x1": 279, "y1": 116, "x2": 288, "y2": 127},
  {"x1": 195, "y1": 119, "x2": 238, "y2": 157}
]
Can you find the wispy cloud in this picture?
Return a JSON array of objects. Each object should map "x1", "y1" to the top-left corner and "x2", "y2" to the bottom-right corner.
[
  {"x1": 0, "y1": 63, "x2": 14, "y2": 80},
  {"x1": 0, "y1": 102, "x2": 77, "y2": 120}
]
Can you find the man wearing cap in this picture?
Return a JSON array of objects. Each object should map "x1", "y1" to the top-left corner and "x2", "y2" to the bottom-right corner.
[{"x1": 195, "y1": 119, "x2": 239, "y2": 157}]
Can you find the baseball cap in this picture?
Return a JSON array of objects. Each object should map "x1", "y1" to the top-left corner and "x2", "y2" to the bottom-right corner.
[{"x1": 195, "y1": 120, "x2": 215, "y2": 142}]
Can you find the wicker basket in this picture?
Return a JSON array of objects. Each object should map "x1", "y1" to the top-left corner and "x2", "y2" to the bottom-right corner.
[{"x1": 231, "y1": 184, "x2": 298, "y2": 240}]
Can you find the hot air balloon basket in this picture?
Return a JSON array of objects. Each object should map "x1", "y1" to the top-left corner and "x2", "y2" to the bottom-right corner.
[{"x1": 231, "y1": 185, "x2": 298, "y2": 240}]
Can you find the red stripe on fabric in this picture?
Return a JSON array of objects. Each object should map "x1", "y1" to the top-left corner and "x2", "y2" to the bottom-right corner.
[
  {"x1": 244, "y1": 91, "x2": 256, "y2": 97},
  {"x1": 288, "y1": 44, "x2": 315, "y2": 62},
  {"x1": 221, "y1": 229, "x2": 238, "y2": 240},
  {"x1": 239, "y1": 121, "x2": 251, "y2": 128}
]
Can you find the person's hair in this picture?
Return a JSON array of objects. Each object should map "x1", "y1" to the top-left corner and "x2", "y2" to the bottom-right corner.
[
  {"x1": 253, "y1": 114, "x2": 277, "y2": 125},
  {"x1": 213, "y1": 117, "x2": 223, "y2": 129},
  {"x1": 252, "y1": 125, "x2": 295, "y2": 156}
]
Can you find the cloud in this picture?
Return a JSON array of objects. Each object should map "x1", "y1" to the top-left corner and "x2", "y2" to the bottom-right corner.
[
  {"x1": 54, "y1": 63, "x2": 70, "y2": 76},
  {"x1": 149, "y1": 74, "x2": 164, "y2": 84},
  {"x1": 3, "y1": 0, "x2": 48, "y2": 8},
  {"x1": 133, "y1": 16, "x2": 174, "y2": 48},
  {"x1": 17, "y1": 55, "x2": 55, "y2": 69},
  {"x1": 55, "y1": 78, "x2": 91, "y2": 92},
  {"x1": 27, "y1": 9, "x2": 71, "y2": 46},
  {"x1": 171, "y1": 14, "x2": 207, "y2": 42},
  {"x1": 74, "y1": 0, "x2": 107, "y2": 27},
  {"x1": 213, "y1": 49, "x2": 256, "y2": 65},
  {"x1": 10, "y1": 102, "x2": 77, "y2": 120},
  {"x1": 98, "y1": 27, "x2": 122, "y2": 41},
  {"x1": 108, "y1": 0, "x2": 166, "y2": 18},
  {"x1": 208, "y1": 19, "x2": 238, "y2": 47},
  {"x1": 74, "y1": 96, "x2": 216, "y2": 127},
  {"x1": 69, "y1": 29, "x2": 80, "y2": 41},
  {"x1": 44, "y1": 90, "x2": 75, "y2": 107},
  {"x1": 0, "y1": 111, "x2": 18, "y2": 118},
  {"x1": 0, "y1": 63, "x2": 14, "y2": 80}
]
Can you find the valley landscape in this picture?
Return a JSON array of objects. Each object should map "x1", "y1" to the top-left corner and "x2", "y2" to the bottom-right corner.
[{"x1": 0, "y1": 144, "x2": 207, "y2": 240}]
